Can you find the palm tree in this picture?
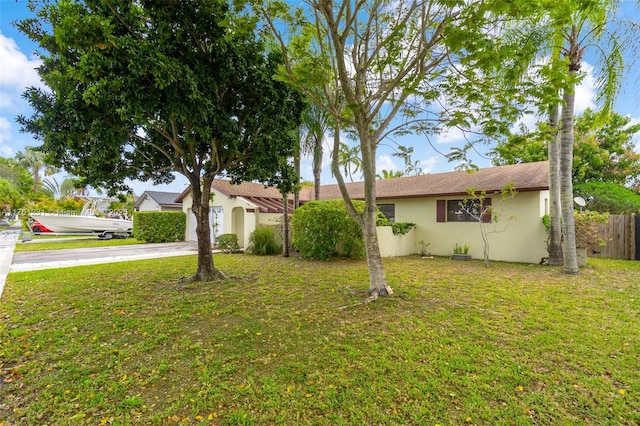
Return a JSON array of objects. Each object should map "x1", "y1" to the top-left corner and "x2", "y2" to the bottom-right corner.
[
  {"x1": 376, "y1": 169, "x2": 403, "y2": 179},
  {"x1": 15, "y1": 146, "x2": 58, "y2": 193},
  {"x1": 299, "y1": 104, "x2": 329, "y2": 201},
  {"x1": 548, "y1": 1, "x2": 626, "y2": 274},
  {"x1": 337, "y1": 142, "x2": 362, "y2": 182},
  {"x1": 547, "y1": 104, "x2": 564, "y2": 266}
]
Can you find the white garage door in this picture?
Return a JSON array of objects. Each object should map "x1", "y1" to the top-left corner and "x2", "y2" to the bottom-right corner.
[{"x1": 188, "y1": 207, "x2": 223, "y2": 242}]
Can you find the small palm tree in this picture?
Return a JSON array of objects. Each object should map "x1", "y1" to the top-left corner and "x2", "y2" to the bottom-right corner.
[
  {"x1": 299, "y1": 104, "x2": 329, "y2": 200},
  {"x1": 376, "y1": 169, "x2": 404, "y2": 179},
  {"x1": 15, "y1": 146, "x2": 58, "y2": 193},
  {"x1": 337, "y1": 142, "x2": 363, "y2": 182}
]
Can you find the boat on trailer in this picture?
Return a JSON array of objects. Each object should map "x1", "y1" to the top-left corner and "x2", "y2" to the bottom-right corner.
[{"x1": 30, "y1": 198, "x2": 133, "y2": 239}]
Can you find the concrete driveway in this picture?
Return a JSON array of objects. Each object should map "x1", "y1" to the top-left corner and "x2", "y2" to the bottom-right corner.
[{"x1": 9, "y1": 241, "x2": 199, "y2": 272}]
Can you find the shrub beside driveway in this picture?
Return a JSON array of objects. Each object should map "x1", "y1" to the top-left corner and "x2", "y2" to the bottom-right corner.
[{"x1": 1, "y1": 255, "x2": 639, "y2": 424}]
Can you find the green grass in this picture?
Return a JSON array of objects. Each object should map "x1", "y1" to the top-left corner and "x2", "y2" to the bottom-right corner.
[
  {"x1": 1, "y1": 255, "x2": 639, "y2": 425},
  {"x1": 14, "y1": 236, "x2": 142, "y2": 252}
]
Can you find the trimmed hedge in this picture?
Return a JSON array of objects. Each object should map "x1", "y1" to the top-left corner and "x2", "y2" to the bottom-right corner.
[
  {"x1": 133, "y1": 211, "x2": 186, "y2": 243},
  {"x1": 292, "y1": 199, "x2": 365, "y2": 260}
]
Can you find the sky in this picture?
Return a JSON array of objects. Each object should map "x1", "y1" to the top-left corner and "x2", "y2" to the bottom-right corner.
[{"x1": 1, "y1": 0, "x2": 639, "y2": 196}]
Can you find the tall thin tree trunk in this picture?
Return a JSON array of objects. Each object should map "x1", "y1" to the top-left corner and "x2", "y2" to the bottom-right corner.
[
  {"x1": 313, "y1": 138, "x2": 322, "y2": 200},
  {"x1": 560, "y1": 84, "x2": 579, "y2": 274},
  {"x1": 294, "y1": 144, "x2": 301, "y2": 209},
  {"x1": 548, "y1": 103, "x2": 564, "y2": 265},
  {"x1": 330, "y1": 122, "x2": 390, "y2": 298},
  {"x1": 282, "y1": 194, "x2": 290, "y2": 257},
  {"x1": 359, "y1": 132, "x2": 390, "y2": 297}
]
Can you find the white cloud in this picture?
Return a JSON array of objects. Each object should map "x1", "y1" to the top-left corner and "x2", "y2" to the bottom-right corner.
[
  {"x1": 0, "y1": 31, "x2": 42, "y2": 112},
  {"x1": 0, "y1": 116, "x2": 11, "y2": 144},
  {"x1": 434, "y1": 126, "x2": 467, "y2": 145},
  {"x1": 377, "y1": 154, "x2": 399, "y2": 174},
  {"x1": 574, "y1": 62, "x2": 597, "y2": 114},
  {"x1": 417, "y1": 155, "x2": 440, "y2": 174}
]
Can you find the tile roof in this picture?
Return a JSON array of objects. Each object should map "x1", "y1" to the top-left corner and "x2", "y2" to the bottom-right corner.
[{"x1": 209, "y1": 180, "x2": 295, "y2": 214}]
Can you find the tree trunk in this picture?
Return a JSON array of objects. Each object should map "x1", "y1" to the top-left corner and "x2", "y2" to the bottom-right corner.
[
  {"x1": 282, "y1": 194, "x2": 290, "y2": 257},
  {"x1": 329, "y1": 123, "x2": 390, "y2": 298},
  {"x1": 361, "y1": 206, "x2": 389, "y2": 297},
  {"x1": 560, "y1": 83, "x2": 579, "y2": 274},
  {"x1": 548, "y1": 103, "x2": 564, "y2": 265},
  {"x1": 293, "y1": 148, "x2": 301, "y2": 210},
  {"x1": 313, "y1": 139, "x2": 322, "y2": 200},
  {"x1": 189, "y1": 177, "x2": 225, "y2": 281}
]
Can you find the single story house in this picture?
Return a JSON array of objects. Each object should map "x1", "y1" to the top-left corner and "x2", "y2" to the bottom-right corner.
[
  {"x1": 176, "y1": 161, "x2": 550, "y2": 263},
  {"x1": 134, "y1": 191, "x2": 183, "y2": 212}
]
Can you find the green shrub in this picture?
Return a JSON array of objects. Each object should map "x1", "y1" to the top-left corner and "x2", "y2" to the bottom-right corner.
[
  {"x1": 574, "y1": 210, "x2": 610, "y2": 248},
  {"x1": 248, "y1": 225, "x2": 281, "y2": 255},
  {"x1": 390, "y1": 222, "x2": 415, "y2": 235},
  {"x1": 574, "y1": 181, "x2": 640, "y2": 214},
  {"x1": 133, "y1": 211, "x2": 185, "y2": 243},
  {"x1": 215, "y1": 233, "x2": 241, "y2": 253},
  {"x1": 375, "y1": 209, "x2": 415, "y2": 235},
  {"x1": 292, "y1": 199, "x2": 365, "y2": 260}
]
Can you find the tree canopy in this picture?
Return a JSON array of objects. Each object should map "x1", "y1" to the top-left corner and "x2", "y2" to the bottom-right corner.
[
  {"x1": 491, "y1": 109, "x2": 640, "y2": 187},
  {"x1": 18, "y1": 0, "x2": 304, "y2": 280},
  {"x1": 260, "y1": 0, "x2": 546, "y2": 296},
  {"x1": 0, "y1": 156, "x2": 33, "y2": 196}
]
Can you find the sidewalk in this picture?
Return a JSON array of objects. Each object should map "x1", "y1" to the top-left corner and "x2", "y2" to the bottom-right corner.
[{"x1": 0, "y1": 223, "x2": 21, "y2": 300}]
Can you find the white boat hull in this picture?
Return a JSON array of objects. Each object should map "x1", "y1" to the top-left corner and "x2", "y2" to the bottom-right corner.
[{"x1": 31, "y1": 213, "x2": 133, "y2": 234}]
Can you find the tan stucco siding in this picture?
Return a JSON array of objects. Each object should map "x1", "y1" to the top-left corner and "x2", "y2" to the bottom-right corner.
[
  {"x1": 182, "y1": 190, "x2": 262, "y2": 247},
  {"x1": 383, "y1": 190, "x2": 548, "y2": 263}
]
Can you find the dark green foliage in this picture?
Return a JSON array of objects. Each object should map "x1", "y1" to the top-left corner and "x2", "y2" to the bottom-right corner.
[
  {"x1": 375, "y1": 210, "x2": 415, "y2": 235},
  {"x1": 292, "y1": 200, "x2": 365, "y2": 260},
  {"x1": 133, "y1": 211, "x2": 185, "y2": 243},
  {"x1": 574, "y1": 181, "x2": 640, "y2": 214},
  {"x1": 491, "y1": 109, "x2": 640, "y2": 187},
  {"x1": 390, "y1": 222, "x2": 415, "y2": 235},
  {"x1": 215, "y1": 234, "x2": 241, "y2": 253},
  {"x1": 0, "y1": 178, "x2": 24, "y2": 210},
  {"x1": 248, "y1": 225, "x2": 281, "y2": 255}
]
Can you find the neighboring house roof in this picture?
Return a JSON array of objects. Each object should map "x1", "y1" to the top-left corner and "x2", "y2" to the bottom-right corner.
[
  {"x1": 176, "y1": 161, "x2": 550, "y2": 212},
  {"x1": 134, "y1": 190, "x2": 182, "y2": 209}
]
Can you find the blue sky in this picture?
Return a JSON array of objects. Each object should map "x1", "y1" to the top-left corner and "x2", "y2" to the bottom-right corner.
[{"x1": 1, "y1": 0, "x2": 639, "y2": 196}]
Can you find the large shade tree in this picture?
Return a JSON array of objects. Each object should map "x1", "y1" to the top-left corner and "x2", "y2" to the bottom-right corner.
[
  {"x1": 492, "y1": 109, "x2": 640, "y2": 186},
  {"x1": 259, "y1": 0, "x2": 544, "y2": 297},
  {"x1": 18, "y1": 0, "x2": 303, "y2": 281}
]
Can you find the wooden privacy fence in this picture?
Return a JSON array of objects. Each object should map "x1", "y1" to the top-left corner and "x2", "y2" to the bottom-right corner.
[{"x1": 592, "y1": 214, "x2": 637, "y2": 260}]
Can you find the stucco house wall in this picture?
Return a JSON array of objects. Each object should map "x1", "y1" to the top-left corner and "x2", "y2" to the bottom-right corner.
[
  {"x1": 386, "y1": 190, "x2": 549, "y2": 263},
  {"x1": 136, "y1": 197, "x2": 161, "y2": 212},
  {"x1": 182, "y1": 190, "x2": 273, "y2": 249},
  {"x1": 177, "y1": 162, "x2": 550, "y2": 263}
]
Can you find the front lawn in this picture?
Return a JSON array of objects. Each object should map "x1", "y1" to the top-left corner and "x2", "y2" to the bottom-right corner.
[{"x1": 1, "y1": 255, "x2": 638, "y2": 424}]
